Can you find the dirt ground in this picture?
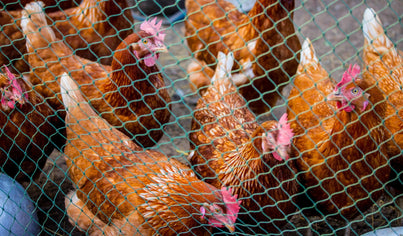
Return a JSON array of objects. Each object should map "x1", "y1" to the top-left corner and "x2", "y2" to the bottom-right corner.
[{"x1": 26, "y1": 0, "x2": 402, "y2": 235}]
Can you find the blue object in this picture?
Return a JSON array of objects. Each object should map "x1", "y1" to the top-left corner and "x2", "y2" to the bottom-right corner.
[
  {"x1": 361, "y1": 227, "x2": 403, "y2": 236},
  {"x1": 0, "y1": 174, "x2": 40, "y2": 236}
]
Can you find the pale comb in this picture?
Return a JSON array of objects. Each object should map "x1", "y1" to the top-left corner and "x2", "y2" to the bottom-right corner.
[
  {"x1": 2, "y1": 65, "x2": 26, "y2": 99},
  {"x1": 277, "y1": 113, "x2": 293, "y2": 146},
  {"x1": 140, "y1": 18, "x2": 166, "y2": 42}
]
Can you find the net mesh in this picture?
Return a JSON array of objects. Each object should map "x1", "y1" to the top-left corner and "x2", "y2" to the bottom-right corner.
[{"x1": 0, "y1": 0, "x2": 401, "y2": 235}]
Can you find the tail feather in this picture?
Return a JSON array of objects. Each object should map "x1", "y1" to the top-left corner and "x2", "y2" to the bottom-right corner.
[
  {"x1": 60, "y1": 73, "x2": 90, "y2": 114},
  {"x1": 21, "y1": 1, "x2": 57, "y2": 51},
  {"x1": 299, "y1": 38, "x2": 319, "y2": 73},
  {"x1": 211, "y1": 52, "x2": 234, "y2": 94},
  {"x1": 362, "y1": 8, "x2": 394, "y2": 52}
]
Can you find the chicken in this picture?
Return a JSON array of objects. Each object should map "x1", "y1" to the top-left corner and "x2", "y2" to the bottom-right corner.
[
  {"x1": 21, "y1": 3, "x2": 171, "y2": 148},
  {"x1": 1, "y1": 0, "x2": 77, "y2": 12},
  {"x1": 47, "y1": 0, "x2": 133, "y2": 65},
  {"x1": 185, "y1": 0, "x2": 301, "y2": 114},
  {"x1": 0, "y1": 65, "x2": 57, "y2": 183},
  {"x1": 362, "y1": 7, "x2": 403, "y2": 216},
  {"x1": 188, "y1": 52, "x2": 298, "y2": 234},
  {"x1": 0, "y1": 0, "x2": 133, "y2": 74},
  {"x1": 0, "y1": 9, "x2": 28, "y2": 73},
  {"x1": 60, "y1": 72, "x2": 241, "y2": 235},
  {"x1": 0, "y1": 173, "x2": 39, "y2": 236},
  {"x1": 287, "y1": 39, "x2": 390, "y2": 229}
]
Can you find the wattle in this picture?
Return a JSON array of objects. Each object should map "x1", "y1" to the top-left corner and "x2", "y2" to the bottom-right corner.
[
  {"x1": 272, "y1": 152, "x2": 284, "y2": 161},
  {"x1": 143, "y1": 54, "x2": 158, "y2": 67},
  {"x1": 337, "y1": 101, "x2": 354, "y2": 112}
]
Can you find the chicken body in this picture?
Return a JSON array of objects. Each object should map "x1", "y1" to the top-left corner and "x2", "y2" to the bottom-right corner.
[
  {"x1": 362, "y1": 8, "x2": 403, "y2": 212},
  {"x1": 0, "y1": 67, "x2": 56, "y2": 183},
  {"x1": 48, "y1": 0, "x2": 133, "y2": 65},
  {"x1": 1, "y1": 0, "x2": 77, "y2": 12},
  {"x1": 0, "y1": 0, "x2": 133, "y2": 73},
  {"x1": 288, "y1": 39, "x2": 390, "y2": 222},
  {"x1": 60, "y1": 73, "x2": 240, "y2": 235},
  {"x1": 21, "y1": 3, "x2": 171, "y2": 148},
  {"x1": 189, "y1": 52, "x2": 298, "y2": 234},
  {"x1": 185, "y1": 0, "x2": 301, "y2": 114}
]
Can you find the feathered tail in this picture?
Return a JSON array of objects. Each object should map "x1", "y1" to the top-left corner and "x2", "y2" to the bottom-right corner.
[
  {"x1": 60, "y1": 73, "x2": 133, "y2": 147},
  {"x1": 211, "y1": 52, "x2": 235, "y2": 95},
  {"x1": 60, "y1": 73, "x2": 86, "y2": 112},
  {"x1": 362, "y1": 8, "x2": 396, "y2": 55},
  {"x1": 297, "y1": 38, "x2": 319, "y2": 74},
  {"x1": 21, "y1": 1, "x2": 57, "y2": 52}
]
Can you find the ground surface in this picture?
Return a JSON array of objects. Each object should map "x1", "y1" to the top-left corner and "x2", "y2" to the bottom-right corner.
[{"x1": 25, "y1": 0, "x2": 402, "y2": 235}]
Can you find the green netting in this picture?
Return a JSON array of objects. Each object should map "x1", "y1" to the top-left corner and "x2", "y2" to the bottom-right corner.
[{"x1": 0, "y1": 0, "x2": 402, "y2": 235}]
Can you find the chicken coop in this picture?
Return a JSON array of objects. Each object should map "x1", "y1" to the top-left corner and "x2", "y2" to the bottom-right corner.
[{"x1": 0, "y1": 0, "x2": 402, "y2": 235}]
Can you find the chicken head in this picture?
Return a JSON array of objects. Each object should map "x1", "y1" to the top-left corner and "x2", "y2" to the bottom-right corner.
[
  {"x1": 131, "y1": 18, "x2": 168, "y2": 67},
  {"x1": 200, "y1": 187, "x2": 240, "y2": 233},
  {"x1": 262, "y1": 113, "x2": 294, "y2": 161},
  {"x1": 328, "y1": 64, "x2": 370, "y2": 112},
  {"x1": 0, "y1": 66, "x2": 27, "y2": 110}
]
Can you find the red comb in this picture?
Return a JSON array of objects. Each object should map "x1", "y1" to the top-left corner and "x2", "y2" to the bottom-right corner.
[
  {"x1": 336, "y1": 64, "x2": 361, "y2": 88},
  {"x1": 140, "y1": 18, "x2": 165, "y2": 42},
  {"x1": 221, "y1": 187, "x2": 241, "y2": 224}
]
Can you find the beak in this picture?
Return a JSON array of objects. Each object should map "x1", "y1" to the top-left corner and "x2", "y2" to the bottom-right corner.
[
  {"x1": 277, "y1": 146, "x2": 290, "y2": 161},
  {"x1": 10, "y1": 93, "x2": 26, "y2": 106},
  {"x1": 224, "y1": 223, "x2": 235, "y2": 233},
  {"x1": 16, "y1": 97, "x2": 26, "y2": 105},
  {"x1": 327, "y1": 90, "x2": 344, "y2": 101},
  {"x1": 154, "y1": 45, "x2": 168, "y2": 53}
]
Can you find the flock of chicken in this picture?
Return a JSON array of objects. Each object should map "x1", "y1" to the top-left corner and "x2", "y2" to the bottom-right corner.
[{"x1": 0, "y1": 0, "x2": 401, "y2": 235}]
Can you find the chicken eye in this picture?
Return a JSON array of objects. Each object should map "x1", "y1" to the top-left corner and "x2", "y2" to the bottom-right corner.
[
  {"x1": 214, "y1": 208, "x2": 222, "y2": 213},
  {"x1": 142, "y1": 39, "x2": 149, "y2": 45},
  {"x1": 351, "y1": 88, "x2": 359, "y2": 95}
]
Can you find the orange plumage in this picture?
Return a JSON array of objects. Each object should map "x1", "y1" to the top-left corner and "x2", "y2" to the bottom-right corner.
[
  {"x1": 0, "y1": 0, "x2": 133, "y2": 73},
  {"x1": 288, "y1": 39, "x2": 390, "y2": 222},
  {"x1": 362, "y1": 8, "x2": 403, "y2": 209},
  {"x1": 21, "y1": 3, "x2": 171, "y2": 147},
  {"x1": 60, "y1": 73, "x2": 241, "y2": 235},
  {"x1": 185, "y1": 0, "x2": 301, "y2": 114},
  {"x1": 189, "y1": 52, "x2": 298, "y2": 234}
]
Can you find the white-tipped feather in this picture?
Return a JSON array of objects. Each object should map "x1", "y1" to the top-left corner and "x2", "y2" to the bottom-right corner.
[
  {"x1": 301, "y1": 38, "x2": 318, "y2": 65},
  {"x1": 211, "y1": 52, "x2": 234, "y2": 94},
  {"x1": 21, "y1": 1, "x2": 57, "y2": 49},
  {"x1": 60, "y1": 73, "x2": 84, "y2": 111},
  {"x1": 362, "y1": 8, "x2": 393, "y2": 50}
]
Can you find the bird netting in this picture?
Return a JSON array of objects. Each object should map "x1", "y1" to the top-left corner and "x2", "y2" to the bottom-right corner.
[{"x1": 0, "y1": 0, "x2": 401, "y2": 235}]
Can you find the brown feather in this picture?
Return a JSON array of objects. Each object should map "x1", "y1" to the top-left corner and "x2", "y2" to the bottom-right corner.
[
  {"x1": 185, "y1": 0, "x2": 301, "y2": 114},
  {"x1": 288, "y1": 41, "x2": 390, "y2": 220},
  {"x1": 22, "y1": 7, "x2": 171, "y2": 148}
]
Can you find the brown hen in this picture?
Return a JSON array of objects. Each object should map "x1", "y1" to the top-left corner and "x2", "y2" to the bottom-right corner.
[
  {"x1": 60, "y1": 73, "x2": 241, "y2": 235},
  {"x1": 21, "y1": 3, "x2": 171, "y2": 147},
  {"x1": 0, "y1": 0, "x2": 133, "y2": 73},
  {"x1": 189, "y1": 52, "x2": 298, "y2": 234},
  {"x1": 287, "y1": 39, "x2": 390, "y2": 231},
  {"x1": 1, "y1": 0, "x2": 77, "y2": 12},
  {"x1": 185, "y1": 0, "x2": 301, "y2": 114},
  {"x1": 0, "y1": 65, "x2": 57, "y2": 183},
  {"x1": 362, "y1": 8, "x2": 403, "y2": 214}
]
